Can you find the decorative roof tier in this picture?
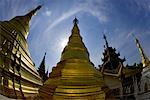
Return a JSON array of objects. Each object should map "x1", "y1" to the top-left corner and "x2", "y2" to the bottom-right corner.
[{"x1": 101, "y1": 34, "x2": 125, "y2": 75}]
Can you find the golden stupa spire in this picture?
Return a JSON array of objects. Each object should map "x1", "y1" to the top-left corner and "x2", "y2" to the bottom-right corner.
[
  {"x1": 10, "y1": 5, "x2": 42, "y2": 39},
  {"x1": 61, "y1": 17, "x2": 90, "y2": 61},
  {"x1": 132, "y1": 34, "x2": 149, "y2": 67},
  {"x1": 39, "y1": 18, "x2": 105, "y2": 99}
]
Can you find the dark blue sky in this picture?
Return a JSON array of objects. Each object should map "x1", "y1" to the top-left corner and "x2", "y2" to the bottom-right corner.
[{"x1": 0, "y1": 0, "x2": 150, "y2": 72}]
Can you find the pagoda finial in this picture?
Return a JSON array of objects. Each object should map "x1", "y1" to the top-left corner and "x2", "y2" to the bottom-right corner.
[
  {"x1": 132, "y1": 33, "x2": 138, "y2": 43},
  {"x1": 26, "y1": 5, "x2": 42, "y2": 18},
  {"x1": 132, "y1": 33, "x2": 150, "y2": 67},
  {"x1": 9, "y1": 5, "x2": 42, "y2": 39},
  {"x1": 73, "y1": 17, "x2": 79, "y2": 24},
  {"x1": 43, "y1": 52, "x2": 46, "y2": 62},
  {"x1": 103, "y1": 34, "x2": 109, "y2": 48},
  {"x1": 37, "y1": 52, "x2": 47, "y2": 82},
  {"x1": 44, "y1": 52, "x2": 46, "y2": 56},
  {"x1": 71, "y1": 17, "x2": 80, "y2": 34},
  {"x1": 61, "y1": 18, "x2": 90, "y2": 61}
]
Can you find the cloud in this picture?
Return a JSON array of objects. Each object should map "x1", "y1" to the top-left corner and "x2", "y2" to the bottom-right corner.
[
  {"x1": 49, "y1": 8, "x2": 81, "y2": 28},
  {"x1": 39, "y1": 0, "x2": 113, "y2": 67},
  {"x1": 134, "y1": 0, "x2": 150, "y2": 11},
  {"x1": 41, "y1": 6, "x2": 52, "y2": 17},
  {"x1": 45, "y1": 10, "x2": 51, "y2": 16},
  {"x1": 80, "y1": 0, "x2": 109, "y2": 23},
  {"x1": 44, "y1": 7, "x2": 82, "y2": 34},
  {"x1": 43, "y1": 0, "x2": 110, "y2": 34}
]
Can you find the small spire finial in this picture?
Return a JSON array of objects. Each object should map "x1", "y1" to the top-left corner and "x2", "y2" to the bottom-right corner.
[
  {"x1": 73, "y1": 17, "x2": 79, "y2": 24},
  {"x1": 132, "y1": 33, "x2": 136, "y2": 39},
  {"x1": 132, "y1": 33, "x2": 139, "y2": 43},
  {"x1": 103, "y1": 34, "x2": 109, "y2": 48},
  {"x1": 132, "y1": 33, "x2": 150, "y2": 67},
  {"x1": 27, "y1": 5, "x2": 42, "y2": 18},
  {"x1": 33, "y1": 5, "x2": 42, "y2": 13}
]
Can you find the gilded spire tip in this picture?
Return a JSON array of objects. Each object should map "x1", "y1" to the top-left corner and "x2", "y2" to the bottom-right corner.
[
  {"x1": 132, "y1": 33, "x2": 139, "y2": 44},
  {"x1": 73, "y1": 17, "x2": 79, "y2": 24},
  {"x1": 36, "y1": 5, "x2": 42, "y2": 10},
  {"x1": 131, "y1": 33, "x2": 136, "y2": 38},
  {"x1": 27, "y1": 5, "x2": 42, "y2": 17}
]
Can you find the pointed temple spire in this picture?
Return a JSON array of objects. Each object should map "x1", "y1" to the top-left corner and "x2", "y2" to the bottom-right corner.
[
  {"x1": 132, "y1": 34, "x2": 150, "y2": 67},
  {"x1": 39, "y1": 18, "x2": 105, "y2": 99},
  {"x1": 70, "y1": 17, "x2": 80, "y2": 35},
  {"x1": 103, "y1": 34, "x2": 109, "y2": 48},
  {"x1": 26, "y1": 5, "x2": 42, "y2": 19},
  {"x1": 38, "y1": 52, "x2": 48, "y2": 82},
  {"x1": 101, "y1": 34, "x2": 124, "y2": 76},
  {"x1": 10, "y1": 5, "x2": 42, "y2": 39},
  {"x1": 61, "y1": 17, "x2": 89, "y2": 61},
  {"x1": 73, "y1": 17, "x2": 79, "y2": 24}
]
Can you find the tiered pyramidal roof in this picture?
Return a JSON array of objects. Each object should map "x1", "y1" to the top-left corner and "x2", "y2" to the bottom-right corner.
[{"x1": 39, "y1": 18, "x2": 105, "y2": 100}]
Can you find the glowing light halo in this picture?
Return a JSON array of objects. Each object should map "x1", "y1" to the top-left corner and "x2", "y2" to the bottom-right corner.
[{"x1": 60, "y1": 37, "x2": 68, "y2": 49}]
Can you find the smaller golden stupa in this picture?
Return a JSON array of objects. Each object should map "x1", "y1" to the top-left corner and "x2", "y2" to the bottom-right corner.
[
  {"x1": 132, "y1": 34, "x2": 150, "y2": 68},
  {"x1": 39, "y1": 18, "x2": 105, "y2": 100}
]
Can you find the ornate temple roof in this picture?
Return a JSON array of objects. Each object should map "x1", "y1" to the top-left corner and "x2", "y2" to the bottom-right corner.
[
  {"x1": 101, "y1": 35, "x2": 125, "y2": 76},
  {"x1": 101, "y1": 35, "x2": 143, "y2": 78}
]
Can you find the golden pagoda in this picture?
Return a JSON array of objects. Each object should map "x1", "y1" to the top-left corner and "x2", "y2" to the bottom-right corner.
[
  {"x1": 39, "y1": 18, "x2": 105, "y2": 100},
  {"x1": 132, "y1": 34, "x2": 150, "y2": 68},
  {"x1": 0, "y1": 6, "x2": 42, "y2": 99}
]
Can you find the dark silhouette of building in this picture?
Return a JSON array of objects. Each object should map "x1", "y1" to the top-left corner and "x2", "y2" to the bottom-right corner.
[
  {"x1": 101, "y1": 34, "x2": 125, "y2": 74},
  {"x1": 37, "y1": 53, "x2": 48, "y2": 83}
]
